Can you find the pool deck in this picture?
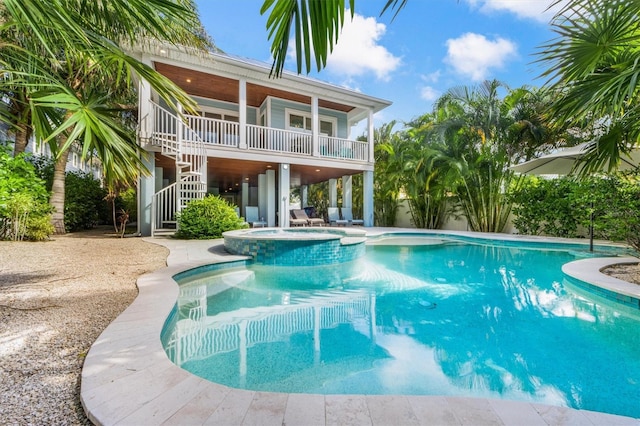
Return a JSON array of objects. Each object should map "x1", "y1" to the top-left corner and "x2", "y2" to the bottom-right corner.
[{"x1": 81, "y1": 228, "x2": 640, "y2": 425}]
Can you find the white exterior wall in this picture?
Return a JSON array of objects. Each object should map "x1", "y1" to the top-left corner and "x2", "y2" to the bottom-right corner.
[{"x1": 394, "y1": 199, "x2": 517, "y2": 234}]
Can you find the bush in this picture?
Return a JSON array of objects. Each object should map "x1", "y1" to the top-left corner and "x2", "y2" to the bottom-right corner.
[
  {"x1": 118, "y1": 187, "x2": 137, "y2": 223},
  {"x1": 508, "y1": 174, "x2": 640, "y2": 251},
  {"x1": 64, "y1": 171, "x2": 108, "y2": 231},
  {"x1": 508, "y1": 177, "x2": 579, "y2": 237},
  {"x1": 26, "y1": 154, "x2": 54, "y2": 190},
  {"x1": 26, "y1": 214, "x2": 55, "y2": 241},
  {"x1": 581, "y1": 174, "x2": 640, "y2": 250},
  {"x1": 175, "y1": 195, "x2": 247, "y2": 239},
  {"x1": 0, "y1": 149, "x2": 53, "y2": 241}
]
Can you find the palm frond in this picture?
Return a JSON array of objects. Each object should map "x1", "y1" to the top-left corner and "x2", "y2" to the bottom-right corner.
[{"x1": 261, "y1": 0, "x2": 354, "y2": 77}]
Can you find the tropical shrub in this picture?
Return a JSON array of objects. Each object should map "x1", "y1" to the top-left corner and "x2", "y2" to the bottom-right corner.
[
  {"x1": 64, "y1": 171, "x2": 108, "y2": 231},
  {"x1": 175, "y1": 195, "x2": 247, "y2": 239},
  {"x1": 25, "y1": 214, "x2": 55, "y2": 241},
  {"x1": 119, "y1": 187, "x2": 137, "y2": 222},
  {"x1": 372, "y1": 123, "x2": 401, "y2": 227},
  {"x1": 306, "y1": 181, "x2": 330, "y2": 221},
  {"x1": 508, "y1": 177, "x2": 579, "y2": 237},
  {"x1": 0, "y1": 149, "x2": 53, "y2": 241},
  {"x1": 27, "y1": 155, "x2": 118, "y2": 231},
  {"x1": 26, "y1": 154, "x2": 55, "y2": 190},
  {"x1": 508, "y1": 174, "x2": 640, "y2": 250},
  {"x1": 577, "y1": 175, "x2": 640, "y2": 250}
]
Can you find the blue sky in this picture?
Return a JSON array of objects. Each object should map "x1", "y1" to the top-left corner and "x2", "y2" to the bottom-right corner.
[{"x1": 195, "y1": 0, "x2": 562, "y2": 131}]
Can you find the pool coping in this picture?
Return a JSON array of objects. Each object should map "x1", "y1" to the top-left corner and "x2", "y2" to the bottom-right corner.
[{"x1": 80, "y1": 228, "x2": 640, "y2": 425}]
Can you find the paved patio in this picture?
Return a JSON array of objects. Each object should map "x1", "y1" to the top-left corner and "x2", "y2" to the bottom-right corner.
[{"x1": 80, "y1": 229, "x2": 640, "y2": 425}]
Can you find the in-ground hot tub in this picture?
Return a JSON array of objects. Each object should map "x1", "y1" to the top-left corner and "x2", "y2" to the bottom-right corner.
[{"x1": 223, "y1": 227, "x2": 367, "y2": 265}]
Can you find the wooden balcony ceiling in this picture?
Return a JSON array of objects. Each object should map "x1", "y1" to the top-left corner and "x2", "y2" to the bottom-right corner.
[
  {"x1": 155, "y1": 154, "x2": 356, "y2": 190},
  {"x1": 210, "y1": 159, "x2": 357, "y2": 190},
  {"x1": 155, "y1": 63, "x2": 354, "y2": 112}
]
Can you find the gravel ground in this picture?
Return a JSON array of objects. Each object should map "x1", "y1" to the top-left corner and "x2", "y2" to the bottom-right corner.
[
  {"x1": 0, "y1": 228, "x2": 168, "y2": 426},
  {"x1": 603, "y1": 262, "x2": 640, "y2": 285},
  {"x1": 0, "y1": 229, "x2": 638, "y2": 425}
]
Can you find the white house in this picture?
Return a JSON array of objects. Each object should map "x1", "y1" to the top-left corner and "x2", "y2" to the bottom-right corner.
[{"x1": 130, "y1": 42, "x2": 392, "y2": 236}]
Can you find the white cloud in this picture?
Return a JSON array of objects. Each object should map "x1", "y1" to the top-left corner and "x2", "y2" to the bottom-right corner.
[
  {"x1": 420, "y1": 86, "x2": 440, "y2": 102},
  {"x1": 421, "y1": 71, "x2": 441, "y2": 84},
  {"x1": 444, "y1": 33, "x2": 517, "y2": 81},
  {"x1": 464, "y1": 0, "x2": 567, "y2": 23},
  {"x1": 324, "y1": 13, "x2": 401, "y2": 81}
]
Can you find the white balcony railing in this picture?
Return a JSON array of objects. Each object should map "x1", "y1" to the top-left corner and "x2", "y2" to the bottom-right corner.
[
  {"x1": 319, "y1": 136, "x2": 368, "y2": 161},
  {"x1": 246, "y1": 124, "x2": 312, "y2": 155},
  {"x1": 152, "y1": 105, "x2": 370, "y2": 162},
  {"x1": 186, "y1": 115, "x2": 240, "y2": 147}
]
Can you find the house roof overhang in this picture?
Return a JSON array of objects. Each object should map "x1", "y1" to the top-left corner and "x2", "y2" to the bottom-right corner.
[{"x1": 131, "y1": 42, "x2": 392, "y2": 122}]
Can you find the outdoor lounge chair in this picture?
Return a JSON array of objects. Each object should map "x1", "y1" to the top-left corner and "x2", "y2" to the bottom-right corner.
[
  {"x1": 341, "y1": 208, "x2": 363, "y2": 226},
  {"x1": 245, "y1": 206, "x2": 267, "y2": 228},
  {"x1": 291, "y1": 209, "x2": 324, "y2": 226},
  {"x1": 327, "y1": 207, "x2": 348, "y2": 226},
  {"x1": 289, "y1": 210, "x2": 307, "y2": 227}
]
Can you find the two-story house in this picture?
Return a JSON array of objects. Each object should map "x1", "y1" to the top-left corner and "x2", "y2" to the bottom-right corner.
[{"x1": 131, "y1": 42, "x2": 391, "y2": 236}]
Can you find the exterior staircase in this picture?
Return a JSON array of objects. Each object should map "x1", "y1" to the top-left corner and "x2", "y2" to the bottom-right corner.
[{"x1": 150, "y1": 102, "x2": 207, "y2": 236}]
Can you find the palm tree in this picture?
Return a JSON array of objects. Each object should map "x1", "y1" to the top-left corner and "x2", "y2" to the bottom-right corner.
[
  {"x1": 260, "y1": 0, "x2": 407, "y2": 76},
  {"x1": 1, "y1": 0, "x2": 211, "y2": 232},
  {"x1": 394, "y1": 115, "x2": 452, "y2": 229},
  {"x1": 373, "y1": 121, "x2": 403, "y2": 226},
  {"x1": 428, "y1": 80, "x2": 522, "y2": 232},
  {"x1": 538, "y1": 0, "x2": 640, "y2": 173}
]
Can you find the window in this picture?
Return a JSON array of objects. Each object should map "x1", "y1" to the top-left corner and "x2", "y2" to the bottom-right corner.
[
  {"x1": 289, "y1": 113, "x2": 309, "y2": 130},
  {"x1": 200, "y1": 108, "x2": 238, "y2": 122},
  {"x1": 286, "y1": 109, "x2": 337, "y2": 137},
  {"x1": 320, "y1": 120, "x2": 334, "y2": 137}
]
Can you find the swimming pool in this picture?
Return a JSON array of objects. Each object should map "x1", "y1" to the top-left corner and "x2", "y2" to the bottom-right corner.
[{"x1": 161, "y1": 237, "x2": 640, "y2": 419}]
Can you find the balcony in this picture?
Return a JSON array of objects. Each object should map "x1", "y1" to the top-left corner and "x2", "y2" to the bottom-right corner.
[{"x1": 151, "y1": 104, "x2": 371, "y2": 163}]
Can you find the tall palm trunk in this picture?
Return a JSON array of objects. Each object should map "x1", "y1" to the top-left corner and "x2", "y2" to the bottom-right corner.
[
  {"x1": 50, "y1": 147, "x2": 70, "y2": 234},
  {"x1": 13, "y1": 125, "x2": 31, "y2": 155}
]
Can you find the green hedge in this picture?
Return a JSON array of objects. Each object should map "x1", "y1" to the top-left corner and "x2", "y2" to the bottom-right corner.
[{"x1": 508, "y1": 175, "x2": 640, "y2": 250}]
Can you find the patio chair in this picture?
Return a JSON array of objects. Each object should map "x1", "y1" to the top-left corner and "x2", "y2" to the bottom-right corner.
[
  {"x1": 327, "y1": 207, "x2": 348, "y2": 226},
  {"x1": 291, "y1": 209, "x2": 324, "y2": 227},
  {"x1": 341, "y1": 208, "x2": 363, "y2": 226},
  {"x1": 289, "y1": 210, "x2": 307, "y2": 227},
  {"x1": 245, "y1": 206, "x2": 267, "y2": 228}
]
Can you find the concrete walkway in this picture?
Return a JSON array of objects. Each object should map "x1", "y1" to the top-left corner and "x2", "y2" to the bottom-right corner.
[{"x1": 80, "y1": 230, "x2": 640, "y2": 425}]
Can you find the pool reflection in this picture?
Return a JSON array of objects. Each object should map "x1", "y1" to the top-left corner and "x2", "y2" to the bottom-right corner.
[{"x1": 162, "y1": 243, "x2": 640, "y2": 418}]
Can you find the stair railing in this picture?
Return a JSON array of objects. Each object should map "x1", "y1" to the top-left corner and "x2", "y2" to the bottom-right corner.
[{"x1": 149, "y1": 101, "x2": 207, "y2": 235}]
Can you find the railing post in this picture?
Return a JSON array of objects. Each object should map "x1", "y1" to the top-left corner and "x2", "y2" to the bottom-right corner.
[
  {"x1": 239, "y1": 79, "x2": 247, "y2": 149},
  {"x1": 312, "y1": 96, "x2": 319, "y2": 156},
  {"x1": 176, "y1": 104, "x2": 183, "y2": 218},
  {"x1": 367, "y1": 109, "x2": 374, "y2": 163},
  {"x1": 151, "y1": 196, "x2": 156, "y2": 237}
]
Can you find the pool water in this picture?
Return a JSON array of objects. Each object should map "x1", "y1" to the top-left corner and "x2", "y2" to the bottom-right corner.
[{"x1": 162, "y1": 241, "x2": 640, "y2": 418}]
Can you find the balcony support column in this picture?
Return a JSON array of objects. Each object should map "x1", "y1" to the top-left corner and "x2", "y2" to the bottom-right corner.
[
  {"x1": 266, "y1": 169, "x2": 276, "y2": 227},
  {"x1": 137, "y1": 68, "x2": 152, "y2": 143},
  {"x1": 312, "y1": 96, "x2": 319, "y2": 156},
  {"x1": 258, "y1": 173, "x2": 267, "y2": 223},
  {"x1": 239, "y1": 78, "x2": 247, "y2": 149},
  {"x1": 342, "y1": 175, "x2": 352, "y2": 209},
  {"x1": 137, "y1": 154, "x2": 155, "y2": 236},
  {"x1": 301, "y1": 185, "x2": 308, "y2": 208},
  {"x1": 279, "y1": 164, "x2": 290, "y2": 227},
  {"x1": 367, "y1": 109, "x2": 374, "y2": 163},
  {"x1": 241, "y1": 182, "x2": 249, "y2": 217},
  {"x1": 363, "y1": 170, "x2": 374, "y2": 227}
]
